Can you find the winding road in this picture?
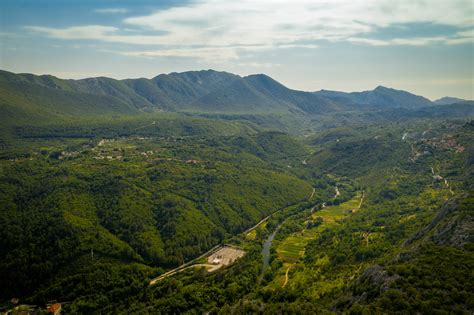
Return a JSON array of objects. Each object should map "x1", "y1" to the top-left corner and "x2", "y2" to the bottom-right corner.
[{"x1": 431, "y1": 166, "x2": 454, "y2": 196}]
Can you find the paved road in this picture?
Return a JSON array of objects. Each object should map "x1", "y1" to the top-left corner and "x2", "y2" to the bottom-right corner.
[
  {"x1": 150, "y1": 264, "x2": 221, "y2": 285},
  {"x1": 243, "y1": 215, "x2": 272, "y2": 235}
]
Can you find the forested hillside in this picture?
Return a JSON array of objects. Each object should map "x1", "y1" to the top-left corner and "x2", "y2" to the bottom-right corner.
[{"x1": 0, "y1": 123, "x2": 315, "y2": 301}]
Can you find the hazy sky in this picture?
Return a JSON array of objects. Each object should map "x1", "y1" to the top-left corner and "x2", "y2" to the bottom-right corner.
[{"x1": 1, "y1": 0, "x2": 473, "y2": 100}]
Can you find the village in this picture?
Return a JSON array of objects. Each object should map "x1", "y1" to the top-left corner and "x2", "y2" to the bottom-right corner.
[{"x1": 2, "y1": 300, "x2": 62, "y2": 315}]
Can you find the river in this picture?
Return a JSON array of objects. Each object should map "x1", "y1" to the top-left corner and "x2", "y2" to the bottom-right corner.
[{"x1": 258, "y1": 224, "x2": 281, "y2": 283}]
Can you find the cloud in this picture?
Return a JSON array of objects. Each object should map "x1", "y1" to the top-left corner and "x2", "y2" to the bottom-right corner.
[
  {"x1": 116, "y1": 43, "x2": 313, "y2": 63},
  {"x1": 27, "y1": 25, "x2": 119, "y2": 40},
  {"x1": 123, "y1": 0, "x2": 473, "y2": 45},
  {"x1": 26, "y1": 0, "x2": 474, "y2": 60},
  {"x1": 349, "y1": 36, "x2": 451, "y2": 46},
  {"x1": 349, "y1": 28, "x2": 473, "y2": 47},
  {"x1": 94, "y1": 8, "x2": 128, "y2": 14},
  {"x1": 236, "y1": 62, "x2": 281, "y2": 69},
  {"x1": 119, "y1": 47, "x2": 240, "y2": 62},
  {"x1": 27, "y1": 25, "x2": 170, "y2": 45}
]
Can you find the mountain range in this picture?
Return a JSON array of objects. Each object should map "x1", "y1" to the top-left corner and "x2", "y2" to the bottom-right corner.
[{"x1": 0, "y1": 69, "x2": 471, "y2": 124}]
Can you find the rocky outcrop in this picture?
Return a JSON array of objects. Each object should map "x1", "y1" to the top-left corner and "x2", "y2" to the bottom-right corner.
[{"x1": 431, "y1": 213, "x2": 473, "y2": 249}]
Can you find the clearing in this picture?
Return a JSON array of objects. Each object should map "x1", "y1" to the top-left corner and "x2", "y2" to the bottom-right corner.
[{"x1": 207, "y1": 246, "x2": 246, "y2": 266}]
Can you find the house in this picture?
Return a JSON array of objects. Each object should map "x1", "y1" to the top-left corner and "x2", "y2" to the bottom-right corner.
[{"x1": 47, "y1": 303, "x2": 61, "y2": 315}]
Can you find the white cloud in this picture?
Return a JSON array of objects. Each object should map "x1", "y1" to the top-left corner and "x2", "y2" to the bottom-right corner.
[
  {"x1": 122, "y1": 0, "x2": 473, "y2": 46},
  {"x1": 116, "y1": 43, "x2": 313, "y2": 63},
  {"x1": 456, "y1": 29, "x2": 474, "y2": 37},
  {"x1": 446, "y1": 37, "x2": 474, "y2": 45},
  {"x1": 27, "y1": 0, "x2": 474, "y2": 60},
  {"x1": 27, "y1": 25, "x2": 171, "y2": 45},
  {"x1": 27, "y1": 25, "x2": 118, "y2": 40},
  {"x1": 236, "y1": 62, "x2": 281, "y2": 69},
  {"x1": 120, "y1": 47, "x2": 240, "y2": 62},
  {"x1": 347, "y1": 38, "x2": 391, "y2": 46},
  {"x1": 94, "y1": 8, "x2": 128, "y2": 14},
  {"x1": 349, "y1": 36, "x2": 454, "y2": 46}
]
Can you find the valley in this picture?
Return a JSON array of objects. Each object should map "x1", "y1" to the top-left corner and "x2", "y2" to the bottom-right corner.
[
  {"x1": 0, "y1": 70, "x2": 472, "y2": 314},
  {"x1": 2, "y1": 0, "x2": 473, "y2": 312}
]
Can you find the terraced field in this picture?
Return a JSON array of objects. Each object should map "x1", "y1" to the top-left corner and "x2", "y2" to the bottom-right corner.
[
  {"x1": 277, "y1": 228, "x2": 320, "y2": 263},
  {"x1": 313, "y1": 192, "x2": 363, "y2": 223}
]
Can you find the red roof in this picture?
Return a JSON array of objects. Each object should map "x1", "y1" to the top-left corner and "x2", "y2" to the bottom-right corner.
[{"x1": 48, "y1": 303, "x2": 61, "y2": 313}]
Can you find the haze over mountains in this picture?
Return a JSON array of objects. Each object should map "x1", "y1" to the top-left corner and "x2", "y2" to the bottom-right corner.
[{"x1": 2, "y1": 69, "x2": 471, "y2": 125}]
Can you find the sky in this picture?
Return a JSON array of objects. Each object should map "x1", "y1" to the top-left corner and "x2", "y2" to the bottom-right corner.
[{"x1": 0, "y1": 0, "x2": 473, "y2": 100}]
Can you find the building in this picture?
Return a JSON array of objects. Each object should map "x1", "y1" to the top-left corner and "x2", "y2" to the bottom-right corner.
[{"x1": 47, "y1": 303, "x2": 61, "y2": 315}]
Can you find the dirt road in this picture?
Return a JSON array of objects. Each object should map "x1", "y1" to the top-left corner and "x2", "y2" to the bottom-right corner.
[{"x1": 282, "y1": 266, "x2": 291, "y2": 288}]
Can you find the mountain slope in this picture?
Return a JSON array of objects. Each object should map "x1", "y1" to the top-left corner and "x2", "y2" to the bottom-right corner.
[
  {"x1": 242, "y1": 74, "x2": 348, "y2": 113},
  {"x1": 0, "y1": 71, "x2": 140, "y2": 125},
  {"x1": 190, "y1": 74, "x2": 295, "y2": 113},
  {"x1": 123, "y1": 70, "x2": 240, "y2": 110}
]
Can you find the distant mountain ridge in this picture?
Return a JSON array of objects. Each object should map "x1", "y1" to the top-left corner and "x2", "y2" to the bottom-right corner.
[
  {"x1": 433, "y1": 96, "x2": 469, "y2": 105},
  {"x1": 314, "y1": 86, "x2": 433, "y2": 109},
  {"x1": 0, "y1": 69, "x2": 463, "y2": 124}
]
